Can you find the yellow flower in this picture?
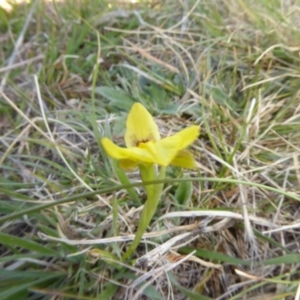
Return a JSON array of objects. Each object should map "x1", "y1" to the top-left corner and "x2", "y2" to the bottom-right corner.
[{"x1": 101, "y1": 103, "x2": 199, "y2": 169}]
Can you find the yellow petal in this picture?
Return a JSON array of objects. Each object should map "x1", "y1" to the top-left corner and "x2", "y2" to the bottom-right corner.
[
  {"x1": 139, "y1": 135, "x2": 182, "y2": 166},
  {"x1": 124, "y1": 103, "x2": 160, "y2": 148},
  {"x1": 171, "y1": 125, "x2": 199, "y2": 149},
  {"x1": 101, "y1": 138, "x2": 157, "y2": 164},
  {"x1": 171, "y1": 149, "x2": 198, "y2": 169},
  {"x1": 118, "y1": 159, "x2": 138, "y2": 170}
]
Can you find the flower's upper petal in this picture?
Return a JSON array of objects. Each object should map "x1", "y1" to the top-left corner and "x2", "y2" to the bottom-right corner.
[
  {"x1": 171, "y1": 125, "x2": 199, "y2": 150},
  {"x1": 124, "y1": 103, "x2": 160, "y2": 148},
  {"x1": 139, "y1": 135, "x2": 182, "y2": 166},
  {"x1": 101, "y1": 137, "x2": 157, "y2": 163},
  {"x1": 171, "y1": 149, "x2": 198, "y2": 169}
]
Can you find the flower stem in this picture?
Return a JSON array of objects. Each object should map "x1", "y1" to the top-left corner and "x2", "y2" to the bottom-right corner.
[{"x1": 122, "y1": 166, "x2": 166, "y2": 261}]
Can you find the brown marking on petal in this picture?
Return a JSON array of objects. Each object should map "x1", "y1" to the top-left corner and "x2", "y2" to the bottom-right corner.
[{"x1": 129, "y1": 135, "x2": 153, "y2": 147}]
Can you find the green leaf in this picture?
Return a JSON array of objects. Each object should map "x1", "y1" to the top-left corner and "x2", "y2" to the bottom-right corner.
[
  {"x1": 94, "y1": 86, "x2": 136, "y2": 111},
  {"x1": 182, "y1": 247, "x2": 300, "y2": 268},
  {"x1": 180, "y1": 247, "x2": 251, "y2": 265},
  {"x1": 0, "y1": 269, "x2": 64, "y2": 279},
  {"x1": 0, "y1": 271, "x2": 64, "y2": 300},
  {"x1": 253, "y1": 228, "x2": 292, "y2": 254},
  {"x1": 0, "y1": 232, "x2": 57, "y2": 256},
  {"x1": 0, "y1": 188, "x2": 32, "y2": 201},
  {"x1": 175, "y1": 175, "x2": 193, "y2": 205},
  {"x1": 97, "y1": 282, "x2": 119, "y2": 300},
  {"x1": 263, "y1": 254, "x2": 300, "y2": 266},
  {"x1": 111, "y1": 159, "x2": 141, "y2": 205},
  {"x1": 0, "y1": 254, "x2": 44, "y2": 263}
]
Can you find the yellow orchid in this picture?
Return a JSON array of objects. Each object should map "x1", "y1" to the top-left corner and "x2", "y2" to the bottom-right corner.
[
  {"x1": 101, "y1": 103, "x2": 199, "y2": 169},
  {"x1": 101, "y1": 102, "x2": 199, "y2": 260}
]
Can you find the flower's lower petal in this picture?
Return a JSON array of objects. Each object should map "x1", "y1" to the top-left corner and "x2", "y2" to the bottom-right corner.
[
  {"x1": 118, "y1": 159, "x2": 138, "y2": 170},
  {"x1": 171, "y1": 125, "x2": 199, "y2": 149},
  {"x1": 171, "y1": 149, "x2": 198, "y2": 169},
  {"x1": 101, "y1": 138, "x2": 156, "y2": 163},
  {"x1": 139, "y1": 136, "x2": 181, "y2": 166}
]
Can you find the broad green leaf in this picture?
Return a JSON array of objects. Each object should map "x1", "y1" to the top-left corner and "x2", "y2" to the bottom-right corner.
[
  {"x1": 94, "y1": 86, "x2": 135, "y2": 111},
  {"x1": 175, "y1": 175, "x2": 193, "y2": 205}
]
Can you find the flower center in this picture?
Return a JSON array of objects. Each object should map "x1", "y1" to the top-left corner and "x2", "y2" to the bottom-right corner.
[
  {"x1": 137, "y1": 139, "x2": 150, "y2": 147},
  {"x1": 129, "y1": 135, "x2": 153, "y2": 147}
]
